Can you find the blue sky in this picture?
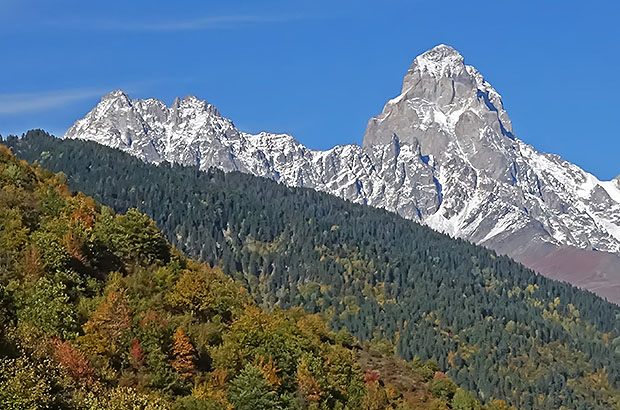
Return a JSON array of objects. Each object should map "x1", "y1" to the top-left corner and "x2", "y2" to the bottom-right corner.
[{"x1": 1, "y1": 0, "x2": 618, "y2": 179}]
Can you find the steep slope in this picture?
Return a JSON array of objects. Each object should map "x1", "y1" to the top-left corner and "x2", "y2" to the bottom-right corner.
[
  {"x1": 63, "y1": 45, "x2": 620, "y2": 302},
  {"x1": 7, "y1": 131, "x2": 620, "y2": 410},
  {"x1": 0, "y1": 144, "x2": 488, "y2": 410},
  {"x1": 362, "y1": 44, "x2": 620, "y2": 299}
]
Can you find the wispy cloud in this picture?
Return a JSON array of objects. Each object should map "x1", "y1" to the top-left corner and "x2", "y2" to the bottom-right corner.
[
  {"x1": 119, "y1": 15, "x2": 292, "y2": 31},
  {"x1": 0, "y1": 88, "x2": 108, "y2": 115},
  {"x1": 49, "y1": 14, "x2": 299, "y2": 32}
]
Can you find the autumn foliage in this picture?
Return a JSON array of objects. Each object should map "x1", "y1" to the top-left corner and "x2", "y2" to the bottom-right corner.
[
  {"x1": 295, "y1": 358, "x2": 323, "y2": 403},
  {"x1": 81, "y1": 289, "x2": 131, "y2": 355},
  {"x1": 172, "y1": 327, "x2": 196, "y2": 378},
  {"x1": 52, "y1": 338, "x2": 94, "y2": 384},
  {"x1": 364, "y1": 369, "x2": 379, "y2": 384},
  {"x1": 129, "y1": 337, "x2": 146, "y2": 369}
]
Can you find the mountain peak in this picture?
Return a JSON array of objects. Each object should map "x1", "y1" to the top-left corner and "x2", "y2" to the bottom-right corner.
[
  {"x1": 419, "y1": 44, "x2": 463, "y2": 60},
  {"x1": 97, "y1": 89, "x2": 133, "y2": 111},
  {"x1": 102, "y1": 89, "x2": 131, "y2": 102},
  {"x1": 171, "y1": 94, "x2": 221, "y2": 117},
  {"x1": 174, "y1": 94, "x2": 202, "y2": 104},
  {"x1": 410, "y1": 44, "x2": 466, "y2": 78},
  {"x1": 366, "y1": 44, "x2": 512, "y2": 152}
]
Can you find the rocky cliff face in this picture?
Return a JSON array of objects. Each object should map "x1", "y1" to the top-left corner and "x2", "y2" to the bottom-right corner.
[
  {"x1": 362, "y1": 45, "x2": 620, "y2": 256},
  {"x1": 64, "y1": 45, "x2": 620, "y2": 302}
]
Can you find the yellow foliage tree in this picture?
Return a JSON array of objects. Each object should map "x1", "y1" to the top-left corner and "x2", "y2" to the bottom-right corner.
[
  {"x1": 296, "y1": 357, "x2": 322, "y2": 404},
  {"x1": 21, "y1": 244, "x2": 43, "y2": 281},
  {"x1": 487, "y1": 399, "x2": 517, "y2": 410},
  {"x1": 172, "y1": 327, "x2": 196, "y2": 378},
  {"x1": 81, "y1": 289, "x2": 131, "y2": 355},
  {"x1": 361, "y1": 381, "x2": 390, "y2": 410},
  {"x1": 167, "y1": 265, "x2": 247, "y2": 321},
  {"x1": 193, "y1": 368, "x2": 231, "y2": 408},
  {"x1": 254, "y1": 356, "x2": 281, "y2": 388}
]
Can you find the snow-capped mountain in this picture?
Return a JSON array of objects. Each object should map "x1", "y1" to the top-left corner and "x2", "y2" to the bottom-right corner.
[{"x1": 65, "y1": 45, "x2": 620, "y2": 302}]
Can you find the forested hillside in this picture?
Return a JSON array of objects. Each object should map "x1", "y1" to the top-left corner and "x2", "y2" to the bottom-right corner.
[
  {"x1": 0, "y1": 140, "x2": 498, "y2": 409},
  {"x1": 6, "y1": 130, "x2": 620, "y2": 409}
]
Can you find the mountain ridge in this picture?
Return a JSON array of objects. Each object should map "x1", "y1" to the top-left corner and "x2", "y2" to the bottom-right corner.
[{"x1": 63, "y1": 45, "x2": 620, "y2": 302}]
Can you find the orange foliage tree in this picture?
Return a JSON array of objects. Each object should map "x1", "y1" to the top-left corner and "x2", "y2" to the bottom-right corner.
[
  {"x1": 254, "y1": 356, "x2": 281, "y2": 388},
  {"x1": 129, "y1": 337, "x2": 146, "y2": 369},
  {"x1": 172, "y1": 327, "x2": 196, "y2": 378},
  {"x1": 52, "y1": 338, "x2": 94, "y2": 385}
]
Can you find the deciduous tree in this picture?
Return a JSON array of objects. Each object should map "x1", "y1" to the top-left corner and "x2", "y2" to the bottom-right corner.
[{"x1": 172, "y1": 327, "x2": 196, "y2": 378}]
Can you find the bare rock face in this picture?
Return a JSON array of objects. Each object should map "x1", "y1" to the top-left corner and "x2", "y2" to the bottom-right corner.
[
  {"x1": 362, "y1": 45, "x2": 620, "y2": 258},
  {"x1": 65, "y1": 45, "x2": 620, "y2": 303}
]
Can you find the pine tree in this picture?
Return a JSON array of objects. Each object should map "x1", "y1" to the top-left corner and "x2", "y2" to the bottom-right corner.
[{"x1": 228, "y1": 364, "x2": 282, "y2": 410}]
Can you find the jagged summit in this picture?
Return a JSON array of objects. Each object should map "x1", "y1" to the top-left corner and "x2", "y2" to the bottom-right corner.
[
  {"x1": 171, "y1": 94, "x2": 222, "y2": 117},
  {"x1": 410, "y1": 44, "x2": 466, "y2": 78},
  {"x1": 98, "y1": 89, "x2": 133, "y2": 107},
  {"x1": 64, "y1": 47, "x2": 620, "y2": 302},
  {"x1": 97, "y1": 89, "x2": 132, "y2": 107},
  {"x1": 95, "y1": 91, "x2": 219, "y2": 114},
  {"x1": 103, "y1": 89, "x2": 130, "y2": 99},
  {"x1": 172, "y1": 94, "x2": 207, "y2": 107},
  {"x1": 421, "y1": 43, "x2": 462, "y2": 57},
  {"x1": 364, "y1": 44, "x2": 514, "y2": 166}
]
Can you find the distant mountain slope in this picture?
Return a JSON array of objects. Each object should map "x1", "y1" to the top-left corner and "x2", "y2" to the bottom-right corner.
[
  {"x1": 63, "y1": 45, "x2": 620, "y2": 302},
  {"x1": 7, "y1": 130, "x2": 620, "y2": 410}
]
